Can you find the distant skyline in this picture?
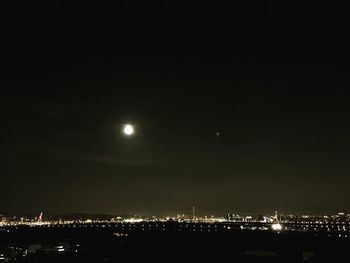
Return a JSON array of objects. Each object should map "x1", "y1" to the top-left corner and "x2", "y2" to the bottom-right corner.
[
  {"x1": 1, "y1": 2, "x2": 350, "y2": 216},
  {"x1": 1, "y1": 210, "x2": 349, "y2": 218}
]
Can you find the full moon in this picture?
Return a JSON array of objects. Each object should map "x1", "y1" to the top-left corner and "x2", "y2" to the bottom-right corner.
[{"x1": 123, "y1": 124, "x2": 135, "y2": 136}]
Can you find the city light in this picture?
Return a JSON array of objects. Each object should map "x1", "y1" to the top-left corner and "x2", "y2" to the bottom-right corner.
[
  {"x1": 271, "y1": 223, "x2": 282, "y2": 231},
  {"x1": 124, "y1": 218, "x2": 143, "y2": 223}
]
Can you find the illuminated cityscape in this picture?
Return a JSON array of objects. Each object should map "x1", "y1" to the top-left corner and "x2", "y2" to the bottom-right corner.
[
  {"x1": 1, "y1": 211, "x2": 350, "y2": 262},
  {"x1": 1, "y1": 211, "x2": 350, "y2": 234}
]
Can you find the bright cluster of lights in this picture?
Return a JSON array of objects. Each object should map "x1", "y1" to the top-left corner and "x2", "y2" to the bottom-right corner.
[
  {"x1": 113, "y1": 232, "x2": 128, "y2": 237},
  {"x1": 124, "y1": 218, "x2": 143, "y2": 223},
  {"x1": 271, "y1": 223, "x2": 283, "y2": 231}
]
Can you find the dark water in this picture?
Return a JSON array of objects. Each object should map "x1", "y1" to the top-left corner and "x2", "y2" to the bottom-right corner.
[{"x1": 1, "y1": 226, "x2": 349, "y2": 262}]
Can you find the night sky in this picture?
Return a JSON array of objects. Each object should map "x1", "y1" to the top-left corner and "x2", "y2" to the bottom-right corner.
[{"x1": 1, "y1": 1, "x2": 350, "y2": 216}]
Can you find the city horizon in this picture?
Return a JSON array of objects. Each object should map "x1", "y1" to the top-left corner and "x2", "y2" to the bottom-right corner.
[{"x1": 2, "y1": 210, "x2": 350, "y2": 218}]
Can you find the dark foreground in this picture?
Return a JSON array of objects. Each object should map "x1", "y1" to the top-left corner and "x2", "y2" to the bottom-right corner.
[{"x1": 1, "y1": 224, "x2": 350, "y2": 262}]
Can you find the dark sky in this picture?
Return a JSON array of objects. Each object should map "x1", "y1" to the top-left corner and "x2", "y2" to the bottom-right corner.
[{"x1": 1, "y1": 1, "x2": 350, "y2": 216}]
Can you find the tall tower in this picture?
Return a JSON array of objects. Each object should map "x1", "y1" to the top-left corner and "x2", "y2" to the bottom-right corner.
[
  {"x1": 274, "y1": 211, "x2": 279, "y2": 223},
  {"x1": 37, "y1": 212, "x2": 43, "y2": 223},
  {"x1": 192, "y1": 206, "x2": 196, "y2": 219}
]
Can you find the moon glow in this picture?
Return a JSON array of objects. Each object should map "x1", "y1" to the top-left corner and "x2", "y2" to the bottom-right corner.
[{"x1": 123, "y1": 124, "x2": 135, "y2": 136}]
